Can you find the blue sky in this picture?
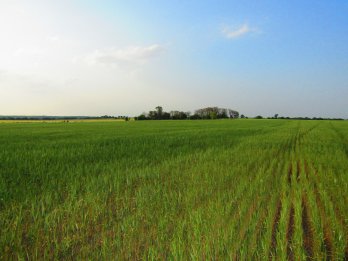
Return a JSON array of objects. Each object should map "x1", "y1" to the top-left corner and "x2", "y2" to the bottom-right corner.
[{"x1": 0, "y1": 0, "x2": 347, "y2": 117}]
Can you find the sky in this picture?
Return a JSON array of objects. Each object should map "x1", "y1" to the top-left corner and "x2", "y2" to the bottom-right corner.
[{"x1": 0, "y1": 0, "x2": 347, "y2": 118}]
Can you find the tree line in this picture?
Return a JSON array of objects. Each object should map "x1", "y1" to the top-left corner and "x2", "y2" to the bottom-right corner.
[
  {"x1": 252, "y1": 114, "x2": 344, "y2": 120},
  {"x1": 135, "y1": 106, "x2": 239, "y2": 120}
]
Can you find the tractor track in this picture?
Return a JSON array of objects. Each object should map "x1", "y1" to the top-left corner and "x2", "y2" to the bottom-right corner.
[
  {"x1": 315, "y1": 186, "x2": 334, "y2": 260},
  {"x1": 309, "y1": 171, "x2": 334, "y2": 260},
  {"x1": 302, "y1": 196, "x2": 314, "y2": 260},
  {"x1": 269, "y1": 199, "x2": 282, "y2": 259},
  {"x1": 287, "y1": 164, "x2": 293, "y2": 186},
  {"x1": 286, "y1": 204, "x2": 295, "y2": 261}
]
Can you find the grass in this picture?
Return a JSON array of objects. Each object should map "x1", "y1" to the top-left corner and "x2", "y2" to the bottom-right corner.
[{"x1": 0, "y1": 119, "x2": 347, "y2": 259}]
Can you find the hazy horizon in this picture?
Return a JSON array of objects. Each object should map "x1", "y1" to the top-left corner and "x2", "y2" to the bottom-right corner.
[{"x1": 1, "y1": 1, "x2": 347, "y2": 118}]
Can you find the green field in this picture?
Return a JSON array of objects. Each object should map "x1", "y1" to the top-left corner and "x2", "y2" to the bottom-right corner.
[{"x1": 0, "y1": 120, "x2": 347, "y2": 259}]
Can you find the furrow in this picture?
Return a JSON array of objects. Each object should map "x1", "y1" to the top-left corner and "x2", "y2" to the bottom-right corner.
[
  {"x1": 269, "y1": 199, "x2": 282, "y2": 259},
  {"x1": 286, "y1": 204, "x2": 295, "y2": 261},
  {"x1": 302, "y1": 196, "x2": 314, "y2": 260}
]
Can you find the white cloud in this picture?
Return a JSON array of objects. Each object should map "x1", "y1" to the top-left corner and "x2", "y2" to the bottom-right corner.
[
  {"x1": 222, "y1": 24, "x2": 256, "y2": 39},
  {"x1": 86, "y1": 44, "x2": 165, "y2": 66}
]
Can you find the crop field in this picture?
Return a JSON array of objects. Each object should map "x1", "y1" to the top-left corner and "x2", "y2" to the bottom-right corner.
[{"x1": 0, "y1": 119, "x2": 347, "y2": 260}]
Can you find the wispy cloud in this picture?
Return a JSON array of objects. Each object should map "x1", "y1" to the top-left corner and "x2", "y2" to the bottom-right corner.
[
  {"x1": 221, "y1": 24, "x2": 256, "y2": 39},
  {"x1": 86, "y1": 44, "x2": 165, "y2": 66}
]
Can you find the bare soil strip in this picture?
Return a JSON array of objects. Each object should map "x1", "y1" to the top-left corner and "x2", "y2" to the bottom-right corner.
[
  {"x1": 250, "y1": 210, "x2": 268, "y2": 256},
  {"x1": 232, "y1": 200, "x2": 258, "y2": 259},
  {"x1": 296, "y1": 161, "x2": 301, "y2": 181},
  {"x1": 304, "y1": 160, "x2": 310, "y2": 179},
  {"x1": 286, "y1": 204, "x2": 295, "y2": 261},
  {"x1": 269, "y1": 200, "x2": 282, "y2": 259},
  {"x1": 302, "y1": 196, "x2": 314, "y2": 260},
  {"x1": 287, "y1": 164, "x2": 292, "y2": 186},
  {"x1": 307, "y1": 162, "x2": 336, "y2": 260},
  {"x1": 313, "y1": 186, "x2": 334, "y2": 260}
]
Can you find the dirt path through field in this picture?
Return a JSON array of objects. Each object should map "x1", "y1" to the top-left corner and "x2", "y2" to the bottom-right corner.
[
  {"x1": 301, "y1": 196, "x2": 314, "y2": 260},
  {"x1": 269, "y1": 200, "x2": 282, "y2": 259},
  {"x1": 286, "y1": 204, "x2": 295, "y2": 261}
]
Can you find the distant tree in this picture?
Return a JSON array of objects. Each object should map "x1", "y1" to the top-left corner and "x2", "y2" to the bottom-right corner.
[
  {"x1": 240, "y1": 114, "x2": 245, "y2": 119},
  {"x1": 162, "y1": 112, "x2": 171, "y2": 120},
  {"x1": 148, "y1": 110, "x2": 157, "y2": 120},
  {"x1": 170, "y1": 111, "x2": 179, "y2": 119},
  {"x1": 210, "y1": 111, "x2": 217, "y2": 119},
  {"x1": 189, "y1": 114, "x2": 200, "y2": 120},
  {"x1": 170, "y1": 111, "x2": 188, "y2": 120},
  {"x1": 228, "y1": 109, "x2": 239, "y2": 119},
  {"x1": 194, "y1": 107, "x2": 239, "y2": 120},
  {"x1": 135, "y1": 114, "x2": 147, "y2": 120},
  {"x1": 138, "y1": 106, "x2": 173, "y2": 120},
  {"x1": 255, "y1": 115, "x2": 263, "y2": 119},
  {"x1": 135, "y1": 106, "x2": 240, "y2": 121},
  {"x1": 217, "y1": 108, "x2": 227, "y2": 118},
  {"x1": 155, "y1": 106, "x2": 163, "y2": 119},
  {"x1": 274, "y1": 114, "x2": 279, "y2": 119}
]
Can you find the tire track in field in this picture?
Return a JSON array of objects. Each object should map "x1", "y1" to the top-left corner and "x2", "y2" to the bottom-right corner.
[
  {"x1": 313, "y1": 186, "x2": 334, "y2": 260},
  {"x1": 234, "y1": 189, "x2": 276, "y2": 259},
  {"x1": 191, "y1": 134, "x2": 288, "y2": 215},
  {"x1": 267, "y1": 123, "x2": 309, "y2": 260},
  {"x1": 249, "y1": 207, "x2": 269, "y2": 258},
  {"x1": 284, "y1": 123, "x2": 318, "y2": 260},
  {"x1": 304, "y1": 161, "x2": 334, "y2": 260},
  {"x1": 296, "y1": 160, "x2": 301, "y2": 182},
  {"x1": 232, "y1": 199, "x2": 259, "y2": 259},
  {"x1": 218, "y1": 130, "x2": 293, "y2": 257},
  {"x1": 301, "y1": 122, "x2": 348, "y2": 259},
  {"x1": 323, "y1": 187, "x2": 348, "y2": 260},
  {"x1": 286, "y1": 204, "x2": 295, "y2": 261},
  {"x1": 328, "y1": 122, "x2": 348, "y2": 258},
  {"x1": 301, "y1": 196, "x2": 314, "y2": 260},
  {"x1": 233, "y1": 158, "x2": 288, "y2": 258},
  {"x1": 306, "y1": 160, "x2": 348, "y2": 260},
  {"x1": 328, "y1": 123, "x2": 348, "y2": 258},
  {"x1": 248, "y1": 159, "x2": 289, "y2": 259},
  {"x1": 287, "y1": 164, "x2": 293, "y2": 187},
  {"x1": 299, "y1": 159, "x2": 314, "y2": 260},
  {"x1": 269, "y1": 199, "x2": 282, "y2": 260},
  {"x1": 284, "y1": 122, "x2": 343, "y2": 260},
  {"x1": 285, "y1": 159, "x2": 295, "y2": 260},
  {"x1": 229, "y1": 161, "x2": 281, "y2": 258},
  {"x1": 174, "y1": 141, "x2": 287, "y2": 257},
  {"x1": 252, "y1": 123, "x2": 318, "y2": 259}
]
